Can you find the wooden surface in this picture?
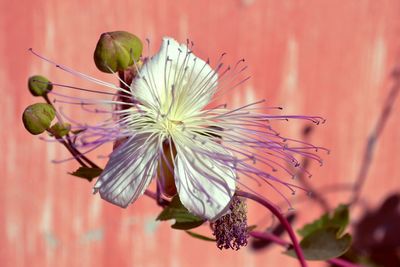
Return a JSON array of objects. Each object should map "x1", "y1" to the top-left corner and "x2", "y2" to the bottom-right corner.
[{"x1": 1, "y1": 1, "x2": 400, "y2": 266}]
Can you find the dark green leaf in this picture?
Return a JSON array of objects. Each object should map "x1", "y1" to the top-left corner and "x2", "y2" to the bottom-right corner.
[
  {"x1": 298, "y1": 204, "x2": 349, "y2": 238},
  {"x1": 185, "y1": 231, "x2": 216, "y2": 242},
  {"x1": 285, "y1": 227, "x2": 352, "y2": 261},
  {"x1": 298, "y1": 214, "x2": 329, "y2": 238},
  {"x1": 157, "y1": 195, "x2": 205, "y2": 230},
  {"x1": 172, "y1": 221, "x2": 205, "y2": 230},
  {"x1": 330, "y1": 204, "x2": 349, "y2": 237},
  {"x1": 69, "y1": 167, "x2": 103, "y2": 182}
]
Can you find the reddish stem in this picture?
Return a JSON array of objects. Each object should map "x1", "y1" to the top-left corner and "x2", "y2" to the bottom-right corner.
[
  {"x1": 235, "y1": 190, "x2": 307, "y2": 267},
  {"x1": 144, "y1": 190, "x2": 362, "y2": 267}
]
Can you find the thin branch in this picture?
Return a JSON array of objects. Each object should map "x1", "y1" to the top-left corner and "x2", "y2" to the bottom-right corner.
[
  {"x1": 58, "y1": 138, "x2": 88, "y2": 167},
  {"x1": 351, "y1": 67, "x2": 400, "y2": 204},
  {"x1": 44, "y1": 94, "x2": 100, "y2": 169}
]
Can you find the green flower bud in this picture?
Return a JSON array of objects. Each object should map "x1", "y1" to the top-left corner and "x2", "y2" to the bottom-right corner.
[
  {"x1": 49, "y1": 122, "x2": 71, "y2": 137},
  {"x1": 22, "y1": 103, "x2": 56, "y2": 135},
  {"x1": 93, "y1": 31, "x2": 143, "y2": 73},
  {"x1": 28, "y1": 75, "x2": 53, "y2": 96}
]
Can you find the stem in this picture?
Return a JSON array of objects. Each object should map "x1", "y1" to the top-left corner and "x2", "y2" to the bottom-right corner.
[
  {"x1": 144, "y1": 190, "x2": 361, "y2": 267},
  {"x1": 249, "y1": 230, "x2": 288, "y2": 247},
  {"x1": 250, "y1": 231, "x2": 365, "y2": 267},
  {"x1": 65, "y1": 137, "x2": 100, "y2": 168},
  {"x1": 144, "y1": 189, "x2": 157, "y2": 201},
  {"x1": 59, "y1": 139, "x2": 88, "y2": 167},
  {"x1": 44, "y1": 94, "x2": 100, "y2": 169},
  {"x1": 236, "y1": 190, "x2": 307, "y2": 267},
  {"x1": 351, "y1": 68, "x2": 400, "y2": 204}
]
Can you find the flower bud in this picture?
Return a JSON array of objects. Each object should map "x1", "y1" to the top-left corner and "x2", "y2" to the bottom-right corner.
[
  {"x1": 93, "y1": 31, "x2": 143, "y2": 73},
  {"x1": 28, "y1": 75, "x2": 53, "y2": 96},
  {"x1": 49, "y1": 122, "x2": 71, "y2": 137},
  {"x1": 22, "y1": 103, "x2": 56, "y2": 135}
]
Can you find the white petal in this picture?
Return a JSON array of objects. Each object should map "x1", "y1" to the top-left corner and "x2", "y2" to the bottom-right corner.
[
  {"x1": 93, "y1": 133, "x2": 159, "y2": 207},
  {"x1": 132, "y1": 37, "x2": 218, "y2": 115},
  {"x1": 174, "y1": 138, "x2": 236, "y2": 220}
]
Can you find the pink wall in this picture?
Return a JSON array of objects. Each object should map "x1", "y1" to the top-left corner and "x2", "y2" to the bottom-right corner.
[{"x1": 1, "y1": 1, "x2": 399, "y2": 266}]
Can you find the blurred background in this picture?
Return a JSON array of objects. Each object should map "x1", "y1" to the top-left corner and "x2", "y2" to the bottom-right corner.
[{"x1": 1, "y1": 0, "x2": 400, "y2": 266}]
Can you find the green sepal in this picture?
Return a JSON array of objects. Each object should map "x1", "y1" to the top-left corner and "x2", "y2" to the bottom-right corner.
[
  {"x1": 157, "y1": 195, "x2": 205, "y2": 230},
  {"x1": 22, "y1": 103, "x2": 56, "y2": 135},
  {"x1": 49, "y1": 122, "x2": 71, "y2": 137}
]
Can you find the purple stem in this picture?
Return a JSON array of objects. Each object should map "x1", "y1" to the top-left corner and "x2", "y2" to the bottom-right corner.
[
  {"x1": 250, "y1": 231, "x2": 364, "y2": 267},
  {"x1": 249, "y1": 231, "x2": 288, "y2": 247},
  {"x1": 235, "y1": 190, "x2": 307, "y2": 267},
  {"x1": 144, "y1": 189, "x2": 157, "y2": 200}
]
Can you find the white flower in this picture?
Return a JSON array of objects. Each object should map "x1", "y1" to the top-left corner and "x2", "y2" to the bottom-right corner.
[
  {"x1": 34, "y1": 37, "x2": 325, "y2": 221},
  {"x1": 94, "y1": 38, "x2": 236, "y2": 220}
]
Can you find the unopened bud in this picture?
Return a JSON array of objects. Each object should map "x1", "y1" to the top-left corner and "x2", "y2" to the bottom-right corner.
[
  {"x1": 28, "y1": 75, "x2": 53, "y2": 96},
  {"x1": 49, "y1": 122, "x2": 71, "y2": 137},
  {"x1": 22, "y1": 103, "x2": 56, "y2": 135},
  {"x1": 94, "y1": 31, "x2": 143, "y2": 73}
]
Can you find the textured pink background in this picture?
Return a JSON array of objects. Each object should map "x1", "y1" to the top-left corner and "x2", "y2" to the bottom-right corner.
[{"x1": 1, "y1": 1, "x2": 400, "y2": 266}]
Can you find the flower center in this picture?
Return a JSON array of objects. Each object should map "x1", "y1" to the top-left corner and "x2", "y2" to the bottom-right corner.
[{"x1": 159, "y1": 115, "x2": 184, "y2": 136}]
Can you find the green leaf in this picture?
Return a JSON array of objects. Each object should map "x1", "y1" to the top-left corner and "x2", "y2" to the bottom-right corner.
[
  {"x1": 69, "y1": 167, "x2": 103, "y2": 182},
  {"x1": 287, "y1": 204, "x2": 352, "y2": 261},
  {"x1": 330, "y1": 204, "x2": 349, "y2": 237},
  {"x1": 285, "y1": 227, "x2": 352, "y2": 261},
  {"x1": 298, "y1": 214, "x2": 329, "y2": 238},
  {"x1": 185, "y1": 231, "x2": 216, "y2": 242},
  {"x1": 298, "y1": 204, "x2": 349, "y2": 238},
  {"x1": 171, "y1": 220, "x2": 205, "y2": 230},
  {"x1": 157, "y1": 195, "x2": 205, "y2": 230}
]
